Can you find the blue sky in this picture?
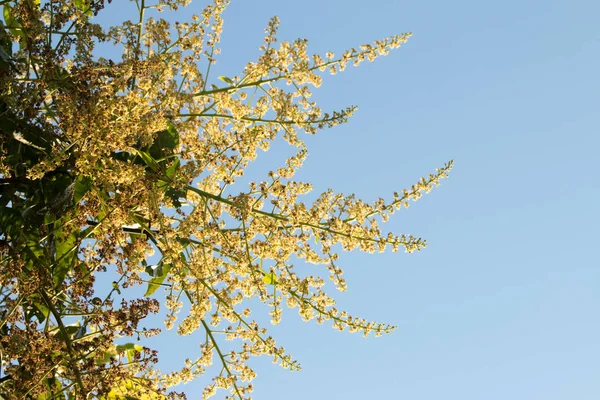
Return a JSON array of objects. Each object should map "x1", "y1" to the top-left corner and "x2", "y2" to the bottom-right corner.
[{"x1": 95, "y1": 0, "x2": 600, "y2": 398}]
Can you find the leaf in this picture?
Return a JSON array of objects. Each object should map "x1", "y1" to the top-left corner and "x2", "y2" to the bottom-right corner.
[
  {"x1": 2, "y1": 5, "x2": 27, "y2": 50},
  {"x1": 104, "y1": 378, "x2": 149, "y2": 400},
  {"x1": 36, "y1": 392, "x2": 51, "y2": 400},
  {"x1": 166, "y1": 121, "x2": 180, "y2": 145},
  {"x1": 128, "y1": 231, "x2": 146, "y2": 241},
  {"x1": 25, "y1": 238, "x2": 45, "y2": 261},
  {"x1": 136, "y1": 150, "x2": 160, "y2": 172},
  {"x1": 165, "y1": 157, "x2": 180, "y2": 180},
  {"x1": 3, "y1": 5, "x2": 21, "y2": 36},
  {"x1": 74, "y1": 175, "x2": 92, "y2": 203},
  {"x1": 157, "y1": 178, "x2": 169, "y2": 191},
  {"x1": 0, "y1": 20, "x2": 13, "y2": 58},
  {"x1": 0, "y1": 206, "x2": 23, "y2": 238},
  {"x1": 75, "y1": 324, "x2": 86, "y2": 339},
  {"x1": 45, "y1": 175, "x2": 75, "y2": 214},
  {"x1": 0, "y1": 45, "x2": 12, "y2": 67},
  {"x1": 263, "y1": 273, "x2": 278, "y2": 285},
  {"x1": 94, "y1": 341, "x2": 143, "y2": 366},
  {"x1": 144, "y1": 262, "x2": 172, "y2": 297},
  {"x1": 30, "y1": 300, "x2": 50, "y2": 323},
  {"x1": 95, "y1": 346, "x2": 117, "y2": 365},
  {"x1": 157, "y1": 158, "x2": 180, "y2": 191},
  {"x1": 13, "y1": 131, "x2": 45, "y2": 151},
  {"x1": 148, "y1": 123, "x2": 179, "y2": 161},
  {"x1": 53, "y1": 323, "x2": 82, "y2": 341},
  {"x1": 36, "y1": 377, "x2": 66, "y2": 400},
  {"x1": 21, "y1": 203, "x2": 42, "y2": 221},
  {"x1": 116, "y1": 343, "x2": 144, "y2": 363},
  {"x1": 218, "y1": 75, "x2": 234, "y2": 84},
  {"x1": 52, "y1": 215, "x2": 78, "y2": 287},
  {"x1": 73, "y1": 0, "x2": 92, "y2": 17},
  {"x1": 165, "y1": 187, "x2": 186, "y2": 208},
  {"x1": 117, "y1": 343, "x2": 144, "y2": 352},
  {"x1": 36, "y1": 376, "x2": 65, "y2": 400}
]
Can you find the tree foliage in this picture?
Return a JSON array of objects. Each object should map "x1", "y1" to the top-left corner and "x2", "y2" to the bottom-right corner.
[{"x1": 0, "y1": 0, "x2": 452, "y2": 398}]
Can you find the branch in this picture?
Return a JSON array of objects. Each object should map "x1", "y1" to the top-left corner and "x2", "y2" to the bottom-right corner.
[
  {"x1": 201, "y1": 320, "x2": 243, "y2": 399},
  {"x1": 39, "y1": 290, "x2": 85, "y2": 393}
]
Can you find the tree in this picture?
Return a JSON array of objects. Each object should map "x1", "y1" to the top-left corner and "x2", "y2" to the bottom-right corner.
[{"x1": 0, "y1": 0, "x2": 453, "y2": 398}]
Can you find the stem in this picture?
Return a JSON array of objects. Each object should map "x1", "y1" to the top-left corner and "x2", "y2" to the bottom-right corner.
[
  {"x1": 178, "y1": 112, "x2": 343, "y2": 126},
  {"x1": 0, "y1": 296, "x2": 23, "y2": 331},
  {"x1": 40, "y1": 290, "x2": 85, "y2": 394},
  {"x1": 201, "y1": 320, "x2": 243, "y2": 399},
  {"x1": 191, "y1": 58, "x2": 341, "y2": 98},
  {"x1": 130, "y1": 0, "x2": 146, "y2": 90},
  {"x1": 185, "y1": 185, "x2": 416, "y2": 247}
]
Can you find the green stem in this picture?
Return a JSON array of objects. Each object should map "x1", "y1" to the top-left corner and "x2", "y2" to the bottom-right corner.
[
  {"x1": 191, "y1": 59, "x2": 340, "y2": 98},
  {"x1": 40, "y1": 290, "x2": 85, "y2": 394},
  {"x1": 178, "y1": 112, "x2": 344, "y2": 126},
  {"x1": 130, "y1": 0, "x2": 146, "y2": 90},
  {"x1": 185, "y1": 185, "x2": 416, "y2": 247},
  {"x1": 200, "y1": 320, "x2": 243, "y2": 399}
]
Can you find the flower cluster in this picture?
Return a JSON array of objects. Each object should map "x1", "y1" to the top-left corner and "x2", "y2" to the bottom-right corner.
[{"x1": 0, "y1": 0, "x2": 451, "y2": 398}]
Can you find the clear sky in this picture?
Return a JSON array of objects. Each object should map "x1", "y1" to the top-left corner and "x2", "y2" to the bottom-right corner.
[{"x1": 95, "y1": 0, "x2": 600, "y2": 398}]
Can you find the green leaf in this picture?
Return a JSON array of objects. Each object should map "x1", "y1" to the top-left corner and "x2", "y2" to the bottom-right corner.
[
  {"x1": 3, "y1": 5, "x2": 22, "y2": 38},
  {"x1": 74, "y1": 175, "x2": 92, "y2": 203},
  {"x1": 25, "y1": 238, "x2": 45, "y2": 261},
  {"x1": 0, "y1": 206, "x2": 23, "y2": 238},
  {"x1": 157, "y1": 178, "x2": 169, "y2": 191},
  {"x1": 144, "y1": 263, "x2": 155, "y2": 276},
  {"x1": 21, "y1": 203, "x2": 43, "y2": 221},
  {"x1": 53, "y1": 215, "x2": 78, "y2": 287},
  {"x1": 148, "y1": 123, "x2": 179, "y2": 161},
  {"x1": 166, "y1": 157, "x2": 180, "y2": 180},
  {"x1": 75, "y1": 324, "x2": 86, "y2": 339},
  {"x1": 50, "y1": 320, "x2": 83, "y2": 340},
  {"x1": 25, "y1": 300, "x2": 50, "y2": 323},
  {"x1": 218, "y1": 76, "x2": 234, "y2": 84},
  {"x1": 166, "y1": 121, "x2": 179, "y2": 144},
  {"x1": 35, "y1": 301, "x2": 50, "y2": 321},
  {"x1": 0, "y1": 20, "x2": 13, "y2": 58},
  {"x1": 136, "y1": 150, "x2": 160, "y2": 172},
  {"x1": 158, "y1": 158, "x2": 180, "y2": 191},
  {"x1": 165, "y1": 187, "x2": 185, "y2": 208},
  {"x1": 36, "y1": 377, "x2": 65, "y2": 400},
  {"x1": 95, "y1": 347, "x2": 117, "y2": 365},
  {"x1": 116, "y1": 343, "x2": 144, "y2": 363},
  {"x1": 42, "y1": 174, "x2": 75, "y2": 214},
  {"x1": 263, "y1": 273, "x2": 278, "y2": 285},
  {"x1": 128, "y1": 231, "x2": 146, "y2": 241},
  {"x1": 0, "y1": 45, "x2": 12, "y2": 68},
  {"x1": 3, "y1": 152, "x2": 21, "y2": 168},
  {"x1": 144, "y1": 261, "x2": 172, "y2": 296},
  {"x1": 73, "y1": 0, "x2": 92, "y2": 16}
]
